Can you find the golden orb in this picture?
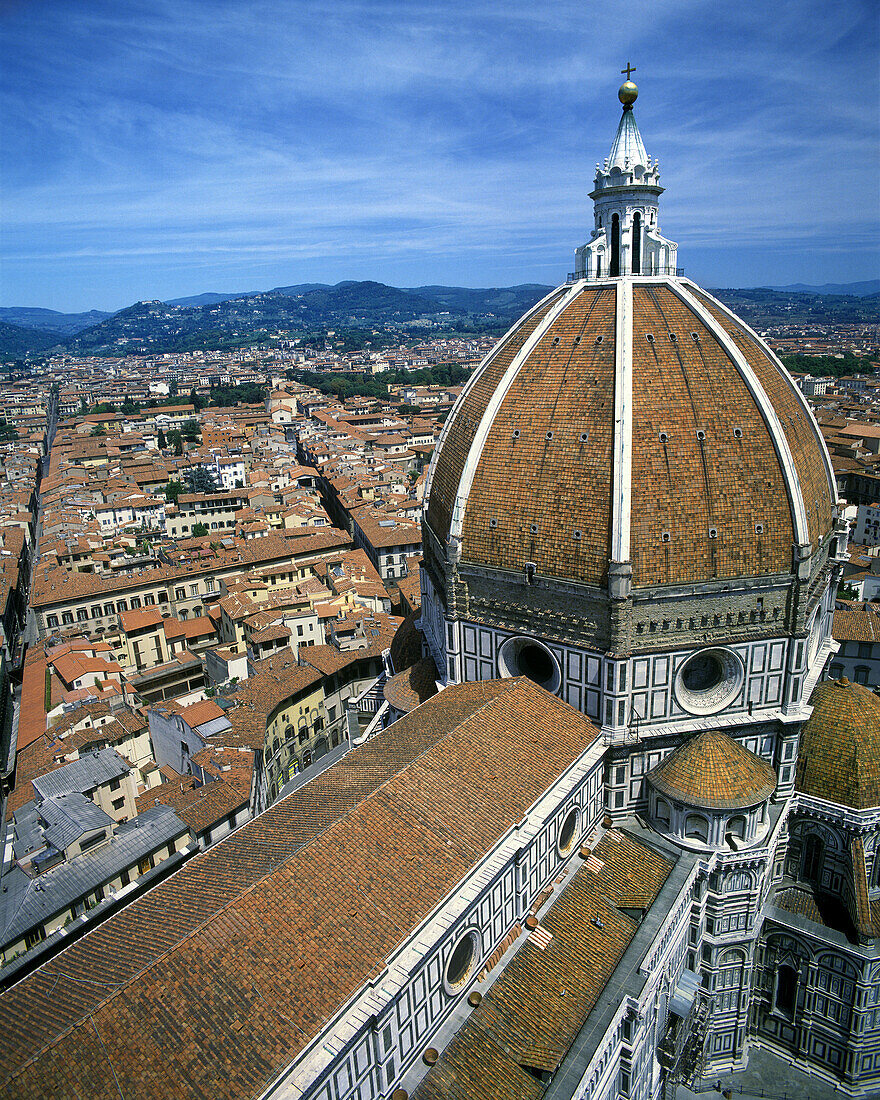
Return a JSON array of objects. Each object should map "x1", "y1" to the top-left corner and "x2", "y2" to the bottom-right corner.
[{"x1": 618, "y1": 80, "x2": 638, "y2": 105}]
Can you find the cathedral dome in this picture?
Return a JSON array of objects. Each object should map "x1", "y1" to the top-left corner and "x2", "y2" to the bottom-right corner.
[
  {"x1": 417, "y1": 82, "x2": 841, "y2": 741},
  {"x1": 648, "y1": 729, "x2": 776, "y2": 811},
  {"x1": 797, "y1": 678, "x2": 880, "y2": 810},
  {"x1": 424, "y1": 276, "x2": 836, "y2": 591}
]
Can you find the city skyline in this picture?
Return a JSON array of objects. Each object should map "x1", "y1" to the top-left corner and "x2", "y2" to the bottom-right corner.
[{"x1": 2, "y1": 0, "x2": 878, "y2": 313}]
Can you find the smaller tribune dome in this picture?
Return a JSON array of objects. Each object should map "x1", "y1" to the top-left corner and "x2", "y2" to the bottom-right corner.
[
  {"x1": 383, "y1": 657, "x2": 439, "y2": 715},
  {"x1": 648, "y1": 729, "x2": 776, "y2": 811},
  {"x1": 798, "y1": 678, "x2": 880, "y2": 810},
  {"x1": 390, "y1": 609, "x2": 423, "y2": 672}
]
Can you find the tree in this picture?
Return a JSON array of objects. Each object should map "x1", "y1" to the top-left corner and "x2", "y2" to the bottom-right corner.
[
  {"x1": 170, "y1": 380, "x2": 179, "y2": 397},
  {"x1": 157, "y1": 428, "x2": 167, "y2": 449},
  {"x1": 181, "y1": 418, "x2": 201, "y2": 441},
  {"x1": 209, "y1": 382, "x2": 267, "y2": 407},
  {"x1": 184, "y1": 466, "x2": 219, "y2": 494},
  {"x1": 191, "y1": 522, "x2": 209, "y2": 538},
  {"x1": 165, "y1": 479, "x2": 184, "y2": 504},
  {"x1": 0, "y1": 421, "x2": 17, "y2": 442},
  {"x1": 780, "y1": 352, "x2": 874, "y2": 379},
  {"x1": 838, "y1": 581, "x2": 861, "y2": 602},
  {"x1": 90, "y1": 423, "x2": 106, "y2": 436},
  {"x1": 169, "y1": 429, "x2": 184, "y2": 455}
]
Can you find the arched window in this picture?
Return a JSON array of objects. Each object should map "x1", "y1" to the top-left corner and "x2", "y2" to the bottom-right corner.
[
  {"x1": 632, "y1": 212, "x2": 642, "y2": 274},
  {"x1": 610, "y1": 214, "x2": 620, "y2": 277},
  {"x1": 802, "y1": 833, "x2": 824, "y2": 884},
  {"x1": 685, "y1": 814, "x2": 709, "y2": 843},
  {"x1": 720, "y1": 948, "x2": 746, "y2": 966},
  {"x1": 655, "y1": 798, "x2": 671, "y2": 826},
  {"x1": 726, "y1": 815, "x2": 747, "y2": 843}
]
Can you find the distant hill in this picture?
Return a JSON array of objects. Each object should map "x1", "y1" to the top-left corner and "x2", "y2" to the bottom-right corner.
[
  {"x1": 269, "y1": 282, "x2": 333, "y2": 296},
  {"x1": 0, "y1": 306, "x2": 112, "y2": 335},
  {"x1": 288, "y1": 280, "x2": 437, "y2": 317},
  {"x1": 57, "y1": 279, "x2": 558, "y2": 356},
  {"x1": 61, "y1": 282, "x2": 466, "y2": 356},
  {"x1": 709, "y1": 287, "x2": 880, "y2": 326},
  {"x1": 0, "y1": 320, "x2": 64, "y2": 358},
  {"x1": 164, "y1": 291, "x2": 257, "y2": 308},
  {"x1": 3, "y1": 278, "x2": 877, "y2": 360},
  {"x1": 765, "y1": 279, "x2": 880, "y2": 298},
  {"x1": 405, "y1": 284, "x2": 553, "y2": 315}
]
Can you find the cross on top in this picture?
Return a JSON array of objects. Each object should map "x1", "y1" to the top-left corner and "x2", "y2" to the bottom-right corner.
[{"x1": 621, "y1": 62, "x2": 636, "y2": 80}]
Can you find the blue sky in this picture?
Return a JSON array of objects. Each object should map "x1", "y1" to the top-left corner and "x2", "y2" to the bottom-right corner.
[{"x1": 1, "y1": 0, "x2": 878, "y2": 312}]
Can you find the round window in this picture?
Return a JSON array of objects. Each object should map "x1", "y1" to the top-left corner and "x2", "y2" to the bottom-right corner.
[
  {"x1": 674, "y1": 648, "x2": 743, "y2": 716},
  {"x1": 497, "y1": 636, "x2": 561, "y2": 694},
  {"x1": 558, "y1": 807, "x2": 580, "y2": 855},
  {"x1": 444, "y1": 929, "x2": 480, "y2": 994}
]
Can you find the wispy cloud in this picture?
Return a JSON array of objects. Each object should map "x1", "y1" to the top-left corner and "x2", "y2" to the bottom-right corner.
[{"x1": 1, "y1": 0, "x2": 877, "y2": 309}]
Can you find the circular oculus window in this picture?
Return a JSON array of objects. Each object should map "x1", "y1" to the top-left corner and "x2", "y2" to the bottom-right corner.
[
  {"x1": 674, "y1": 647, "x2": 744, "y2": 716},
  {"x1": 558, "y1": 806, "x2": 580, "y2": 856},
  {"x1": 443, "y1": 929, "x2": 480, "y2": 995},
  {"x1": 497, "y1": 636, "x2": 561, "y2": 694}
]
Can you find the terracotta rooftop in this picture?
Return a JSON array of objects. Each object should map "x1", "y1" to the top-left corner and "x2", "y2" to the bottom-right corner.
[
  {"x1": 178, "y1": 699, "x2": 226, "y2": 730},
  {"x1": 832, "y1": 600, "x2": 880, "y2": 642},
  {"x1": 118, "y1": 606, "x2": 164, "y2": 633},
  {"x1": 136, "y1": 778, "x2": 247, "y2": 834},
  {"x1": 648, "y1": 729, "x2": 776, "y2": 811},
  {"x1": 797, "y1": 678, "x2": 880, "y2": 810},
  {"x1": 427, "y1": 281, "x2": 835, "y2": 589},
  {"x1": 383, "y1": 656, "x2": 439, "y2": 713},
  {"x1": 413, "y1": 829, "x2": 674, "y2": 1098},
  {"x1": 0, "y1": 678, "x2": 599, "y2": 1099}
]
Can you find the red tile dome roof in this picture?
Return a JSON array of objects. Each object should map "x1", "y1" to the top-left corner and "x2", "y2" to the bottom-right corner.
[
  {"x1": 648, "y1": 729, "x2": 776, "y2": 811},
  {"x1": 424, "y1": 277, "x2": 835, "y2": 589},
  {"x1": 798, "y1": 678, "x2": 880, "y2": 810}
]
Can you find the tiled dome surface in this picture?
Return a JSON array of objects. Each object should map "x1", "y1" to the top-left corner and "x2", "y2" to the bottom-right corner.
[
  {"x1": 798, "y1": 678, "x2": 880, "y2": 810},
  {"x1": 383, "y1": 657, "x2": 439, "y2": 714},
  {"x1": 425, "y1": 278, "x2": 835, "y2": 589},
  {"x1": 648, "y1": 728, "x2": 776, "y2": 810}
]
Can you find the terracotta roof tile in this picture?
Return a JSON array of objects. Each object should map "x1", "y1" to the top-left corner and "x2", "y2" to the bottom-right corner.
[
  {"x1": 798, "y1": 678, "x2": 880, "y2": 809},
  {"x1": 0, "y1": 679, "x2": 598, "y2": 1099},
  {"x1": 413, "y1": 830, "x2": 673, "y2": 1097},
  {"x1": 649, "y1": 729, "x2": 776, "y2": 810},
  {"x1": 383, "y1": 656, "x2": 439, "y2": 713},
  {"x1": 832, "y1": 600, "x2": 880, "y2": 642}
]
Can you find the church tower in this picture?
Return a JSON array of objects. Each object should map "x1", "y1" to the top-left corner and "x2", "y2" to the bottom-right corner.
[{"x1": 574, "y1": 68, "x2": 678, "y2": 279}]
